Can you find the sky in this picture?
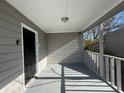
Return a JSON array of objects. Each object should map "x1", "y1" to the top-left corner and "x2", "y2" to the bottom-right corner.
[
  {"x1": 112, "y1": 10, "x2": 124, "y2": 29},
  {"x1": 83, "y1": 10, "x2": 124, "y2": 40}
]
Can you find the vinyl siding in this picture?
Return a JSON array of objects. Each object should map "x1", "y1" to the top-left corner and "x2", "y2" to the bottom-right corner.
[
  {"x1": 105, "y1": 27, "x2": 124, "y2": 57},
  {"x1": 47, "y1": 33, "x2": 84, "y2": 64},
  {"x1": 0, "y1": 1, "x2": 47, "y2": 93}
]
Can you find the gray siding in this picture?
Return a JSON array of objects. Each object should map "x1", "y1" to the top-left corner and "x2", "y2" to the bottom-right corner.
[
  {"x1": 47, "y1": 33, "x2": 84, "y2": 64},
  {"x1": 105, "y1": 27, "x2": 124, "y2": 57},
  {"x1": 0, "y1": 1, "x2": 47, "y2": 93}
]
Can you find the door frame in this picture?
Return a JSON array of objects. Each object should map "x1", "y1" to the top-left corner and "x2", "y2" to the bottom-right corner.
[{"x1": 21, "y1": 23, "x2": 39, "y2": 91}]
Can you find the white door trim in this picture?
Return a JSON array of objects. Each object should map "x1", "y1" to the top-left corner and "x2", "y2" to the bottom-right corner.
[{"x1": 21, "y1": 23, "x2": 39, "y2": 92}]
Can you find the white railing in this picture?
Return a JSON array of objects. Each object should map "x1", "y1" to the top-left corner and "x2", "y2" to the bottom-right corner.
[{"x1": 86, "y1": 50, "x2": 124, "y2": 93}]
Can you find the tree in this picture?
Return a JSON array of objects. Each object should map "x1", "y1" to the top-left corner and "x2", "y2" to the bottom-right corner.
[
  {"x1": 83, "y1": 10, "x2": 124, "y2": 54},
  {"x1": 103, "y1": 10, "x2": 124, "y2": 55}
]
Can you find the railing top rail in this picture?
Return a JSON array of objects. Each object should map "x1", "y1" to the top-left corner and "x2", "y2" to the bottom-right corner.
[
  {"x1": 104, "y1": 54, "x2": 124, "y2": 61},
  {"x1": 87, "y1": 50, "x2": 124, "y2": 61}
]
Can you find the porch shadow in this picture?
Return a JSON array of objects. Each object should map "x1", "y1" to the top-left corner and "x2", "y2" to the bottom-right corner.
[{"x1": 25, "y1": 63, "x2": 116, "y2": 93}]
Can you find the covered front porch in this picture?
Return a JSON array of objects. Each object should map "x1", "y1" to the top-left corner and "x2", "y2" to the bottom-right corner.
[
  {"x1": 0, "y1": 0, "x2": 124, "y2": 93},
  {"x1": 25, "y1": 64, "x2": 116, "y2": 93}
]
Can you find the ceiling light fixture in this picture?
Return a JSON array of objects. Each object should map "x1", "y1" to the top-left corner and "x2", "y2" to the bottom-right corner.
[{"x1": 61, "y1": 0, "x2": 69, "y2": 23}]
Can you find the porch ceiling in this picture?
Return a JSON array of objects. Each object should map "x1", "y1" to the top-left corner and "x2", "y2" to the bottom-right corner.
[{"x1": 7, "y1": 0, "x2": 123, "y2": 33}]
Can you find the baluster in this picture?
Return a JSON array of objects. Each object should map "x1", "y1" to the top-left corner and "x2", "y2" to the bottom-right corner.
[
  {"x1": 110, "y1": 58, "x2": 115, "y2": 86},
  {"x1": 88, "y1": 51, "x2": 90, "y2": 55},
  {"x1": 116, "y1": 59, "x2": 122, "y2": 91},
  {"x1": 94, "y1": 54, "x2": 97, "y2": 72},
  {"x1": 105, "y1": 57, "x2": 109, "y2": 82},
  {"x1": 97, "y1": 54, "x2": 100, "y2": 74},
  {"x1": 90, "y1": 52, "x2": 92, "y2": 57},
  {"x1": 94, "y1": 53, "x2": 96, "y2": 72},
  {"x1": 95, "y1": 54, "x2": 97, "y2": 72},
  {"x1": 92, "y1": 53, "x2": 94, "y2": 70},
  {"x1": 93, "y1": 53, "x2": 95, "y2": 71},
  {"x1": 94, "y1": 53, "x2": 96, "y2": 71},
  {"x1": 92, "y1": 53, "x2": 94, "y2": 60}
]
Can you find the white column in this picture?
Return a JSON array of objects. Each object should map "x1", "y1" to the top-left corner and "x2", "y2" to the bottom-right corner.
[{"x1": 99, "y1": 24, "x2": 104, "y2": 77}]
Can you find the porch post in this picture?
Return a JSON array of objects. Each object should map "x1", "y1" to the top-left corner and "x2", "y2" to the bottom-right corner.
[{"x1": 99, "y1": 23, "x2": 104, "y2": 77}]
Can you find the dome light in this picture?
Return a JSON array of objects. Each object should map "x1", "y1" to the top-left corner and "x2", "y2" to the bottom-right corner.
[{"x1": 61, "y1": 17, "x2": 69, "y2": 22}]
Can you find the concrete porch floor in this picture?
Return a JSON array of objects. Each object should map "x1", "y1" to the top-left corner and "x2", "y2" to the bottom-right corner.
[{"x1": 25, "y1": 64, "x2": 116, "y2": 93}]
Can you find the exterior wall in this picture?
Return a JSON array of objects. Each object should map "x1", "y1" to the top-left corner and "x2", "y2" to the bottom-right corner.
[
  {"x1": 47, "y1": 33, "x2": 84, "y2": 64},
  {"x1": 0, "y1": 1, "x2": 47, "y2": 93},
  {"x1": 105, "y1": 27, "x2": 124, "y2": 57}
]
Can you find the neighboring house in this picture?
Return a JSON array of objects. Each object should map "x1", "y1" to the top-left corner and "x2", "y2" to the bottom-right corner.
[{"x1": 105, "y1": 27, "x2": 124, "y2": 57}]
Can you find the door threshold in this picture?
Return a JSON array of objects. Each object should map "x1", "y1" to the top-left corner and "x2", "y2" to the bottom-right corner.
[{"x1": 24, "y1": 76, "x2": 36, "y2": 92}]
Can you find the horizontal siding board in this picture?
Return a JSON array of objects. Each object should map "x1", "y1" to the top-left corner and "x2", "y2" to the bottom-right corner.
[
  {"x1": 0, "y1": 18, "x2": 20, "y2": 33},
  {"x1": 0, "y1": 10, "x2": 20, "y2": 26},
  {"x1": 0, "y1": 69, "x2": 22, "y2": 89},
  {"x1": 0, "y1": 50, "x2": 21, "y2": 55},
  {"x1": 0, "y1": 56, "x2": 22, "y2": 64},
  {"x1": 0, "y1": 25, "x2": 21, "y2": 34},
  {"x1": 0, "y1": 64, "x2": 23, "y2": 82},
  {"x1": 0, "y1": 37, "x2": 19, "y2": 45},
  {"x1": 0, "y1": 59, "x2": 22, "y2": 73},
  {"x1": 0, "y1": 28, "x2": 21, "y2": 38},
  {"x1": 0, "y1": 46, "x2": 21, "y2": 54},
  {"x1": 47, "y1": 33, "x2": 83, "y2": 64}
]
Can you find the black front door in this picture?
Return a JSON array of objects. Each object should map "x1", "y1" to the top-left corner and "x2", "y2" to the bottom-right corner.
[{"x1": 23, "y1": 28, "x2": 36, "y2": 85}]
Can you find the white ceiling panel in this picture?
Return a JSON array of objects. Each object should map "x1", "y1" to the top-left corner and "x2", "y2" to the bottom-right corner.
[{"x1": 7, "y1": 0, "x2": 123, "y2": 33}]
